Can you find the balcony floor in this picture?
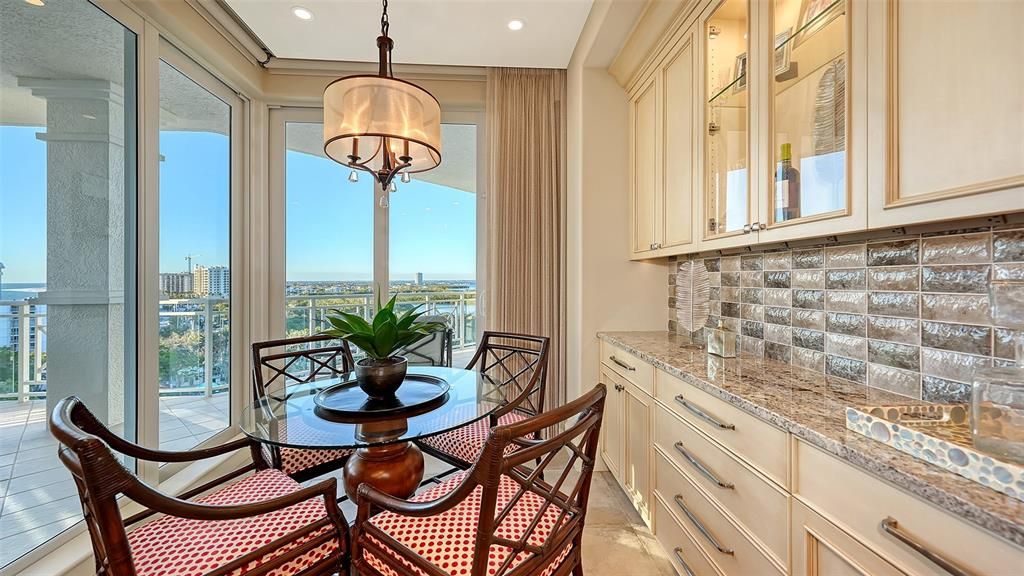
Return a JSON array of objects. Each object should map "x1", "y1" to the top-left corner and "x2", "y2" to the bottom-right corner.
[{"x1": 0, "y1": 394, "x2": 230, "y2": 567}]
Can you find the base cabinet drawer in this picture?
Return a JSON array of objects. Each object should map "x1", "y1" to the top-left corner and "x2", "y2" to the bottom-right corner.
[
  {"x1": 792, "y1": 499, "x2": 906, "y2": 576},
  {"x1": 656, "y1": 370, "x2": 790, "y2": 487},
  {"x1": 795, "y1": 440, "x2": 1024, "y2": 576},
  {"x1": 655, "y1": 493, "x2": 724, "y2": 576},
  {"x1": 655, "y1": 451, "x2": 785, "y2": 576},
  {"x1": 655, "y1": 405, "x2": 789, "y2": 567},
  {"x1": 600, "y1": 340, "x2": 654, "y2": 395}
]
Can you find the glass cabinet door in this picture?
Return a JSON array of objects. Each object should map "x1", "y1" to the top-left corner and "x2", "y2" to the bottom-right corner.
[
  {"x1": 704, "y1": 0, "x2": 750, "y2": 238},
  {"x1": 770, "y1": 0, "x2": 848, "y2": 225}
]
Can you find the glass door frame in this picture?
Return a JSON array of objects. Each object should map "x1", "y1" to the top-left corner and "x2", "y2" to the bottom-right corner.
[
  {"x1": 698, "y1": 0, "x2": 760, "y2": 248},
  {"x1": 267, "y1": 107, "x2": 487, "y2": 341},
  {"x1": 4, "y1": 1, "x2": 252, "y2": 569},
  {"x1": 148, "y1": 39, "x2": 248, "y2": 481},
  {"x1": 756, "y1": 0, "x2": 867, "y2": 242},
  {"x1": 763, "y1": 0, "x2": 853, "y2": 231}
]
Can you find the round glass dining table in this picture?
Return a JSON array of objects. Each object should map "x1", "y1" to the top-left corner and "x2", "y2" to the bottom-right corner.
[{"x1": 240, "y1": 366, "x2": 505, "y2": 499}]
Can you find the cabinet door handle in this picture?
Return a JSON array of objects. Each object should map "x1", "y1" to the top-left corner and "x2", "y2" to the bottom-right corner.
[
  {"x1": 673, "y1": 494, "x2": 734, "y2": 555},
  {"x1": 672, "y1": 548, "x2": 698, "y2": 576},
  {"x1": 674, "y1": 395, "x2": 735, "y2": 430},
  {"x1": 674, "y1": 441, "x2": 734, "y2": 489},
  {"x1": 610, "y1": 356, "x2": 636, "y2": 372},
  {"x1": 881, "y1": 517, "x2": 975, "y2": 576}
]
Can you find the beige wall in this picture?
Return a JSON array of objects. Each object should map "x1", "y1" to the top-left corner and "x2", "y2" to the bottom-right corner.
[
  {"x1": 567, "y1": 1, "x2": 670, "y2": 407},
  {"x1": 261, "y1": 64, "x2": 485, "y2": 110}
]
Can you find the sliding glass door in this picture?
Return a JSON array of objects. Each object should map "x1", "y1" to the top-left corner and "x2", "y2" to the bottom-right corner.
[
  {"x1": 269, "y1": 109, "x2": 483, "y2": 361},
  {"x1": 0, "y1": 0, "x2": 138, "y2": 565},
  {"x1": 156, "y1": 47, "x2": 241, "y2": 452}
]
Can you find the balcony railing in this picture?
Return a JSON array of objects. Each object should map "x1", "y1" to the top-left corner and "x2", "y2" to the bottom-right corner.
[{"x1": 0, "y1": 290, "x2": 476, "y2": 402}]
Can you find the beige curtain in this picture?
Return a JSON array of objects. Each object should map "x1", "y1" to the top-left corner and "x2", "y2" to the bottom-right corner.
[{"x1": 485, "y1": 67, "x2": 567, "y2": 412}]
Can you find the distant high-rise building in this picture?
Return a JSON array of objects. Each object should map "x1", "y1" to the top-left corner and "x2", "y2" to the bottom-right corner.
[
  {"x1": 415, "y1": 272, "x2": 424, "y2": 285},
  {"x1": 195, "y1": 265, "x2": 230, "y2": 297},
  {"x1": 159, "y1": 272, "x2": 193, "y2": 296}
]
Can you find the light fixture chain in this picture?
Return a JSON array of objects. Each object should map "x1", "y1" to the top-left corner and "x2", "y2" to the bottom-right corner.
[{"x1": 380, "y1": 0, "x2": 389, "y2": 39}]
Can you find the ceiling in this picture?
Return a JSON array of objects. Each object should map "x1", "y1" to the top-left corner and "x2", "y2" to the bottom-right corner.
[{"x1": 223, "y1": 0, "x2": 595, "y2": 68}]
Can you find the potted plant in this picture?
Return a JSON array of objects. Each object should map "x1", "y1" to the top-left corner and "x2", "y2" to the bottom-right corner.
[{"x1": 321, "y1": 295, "x2": 445, "y2": 399}]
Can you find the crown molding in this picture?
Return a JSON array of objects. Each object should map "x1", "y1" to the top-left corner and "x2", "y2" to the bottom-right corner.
[{"x1": 264, "y1": 58, "x2": 487, "y2": 82}]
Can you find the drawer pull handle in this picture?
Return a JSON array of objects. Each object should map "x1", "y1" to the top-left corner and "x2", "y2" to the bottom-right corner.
[
  {"x1": 674, "y1": 395, "x2": 735, "y2": 430},
  {"x1": 674, "y1": 442, "x2": 734, "y2": 489},
  {"x1": 672, "y1": 548, "x2": 698, "y2": 576},
  {"x1": 673, "y1": 494, "x2": 734, "y2": 555},
  {"x1": 610, "y1": 356, "x2": 636, "y2": 372},
  {"x1": 881, "y1": 517, "x2": 975, "y2": 576}
]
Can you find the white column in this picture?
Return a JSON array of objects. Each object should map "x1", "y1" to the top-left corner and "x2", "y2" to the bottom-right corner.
[{"x1": 19, "y1": 78, "x2": 127, "y2": 426}]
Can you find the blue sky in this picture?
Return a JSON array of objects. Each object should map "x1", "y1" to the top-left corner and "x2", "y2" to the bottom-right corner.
[{"x1": 0, "y1": 125, "x2": 476, "y2": 284}]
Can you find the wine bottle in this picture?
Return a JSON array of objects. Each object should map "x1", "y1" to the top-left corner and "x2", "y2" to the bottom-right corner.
[{"x1": 775, "y1": 143, "x2": 801, "y2": 222}]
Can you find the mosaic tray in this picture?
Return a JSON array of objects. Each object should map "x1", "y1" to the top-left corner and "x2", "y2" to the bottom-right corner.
[{"x1": 846, "y1": 404, "x2": 1024, "y2": 502}]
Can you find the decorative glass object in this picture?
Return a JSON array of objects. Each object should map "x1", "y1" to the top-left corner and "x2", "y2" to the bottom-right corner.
[
  {"x1": 707, "y1": 321, "x2": 737, "y2": 358},
  {"x1": 971, "y1": 277, "x2": 1024, "y2": 463}
]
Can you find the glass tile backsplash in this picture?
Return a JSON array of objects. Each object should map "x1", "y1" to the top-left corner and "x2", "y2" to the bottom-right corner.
[{"x1": 669, "y1": 226, "x2": 1024, "y2": 403}]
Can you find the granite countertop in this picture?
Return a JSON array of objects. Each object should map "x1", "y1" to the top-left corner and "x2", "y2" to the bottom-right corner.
[{"x1": 597, "y1": 330, "x2": 1024, "y2": 548}]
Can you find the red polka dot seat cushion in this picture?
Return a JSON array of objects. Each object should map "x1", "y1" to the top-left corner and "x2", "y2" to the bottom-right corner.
[
  {"x1": 418, "y1": 411, "x2": 529, "y2": 464},
  {"x1": 127, "y1": 469, "x2": 341, "y2": 576},
  {"x1": 276, "y1": 447, "x2": 353, "y2": 476},
  {"x1": 358, "y1": 472, "x2": 572, "y2": 576}
]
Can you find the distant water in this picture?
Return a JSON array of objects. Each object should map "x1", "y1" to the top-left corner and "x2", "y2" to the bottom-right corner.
[{"x1": 0, "y1": 283, "x2": 45, "y2": 302}]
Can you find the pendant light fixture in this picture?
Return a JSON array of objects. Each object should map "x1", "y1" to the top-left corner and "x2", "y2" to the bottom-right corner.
[{"x1": 323, "y1": 0, "x2": 442, "y2": 192}]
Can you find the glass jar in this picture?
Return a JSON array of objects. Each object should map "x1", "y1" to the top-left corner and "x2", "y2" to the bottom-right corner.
[
  {"x1": 971, "y1": 277, "x2": 1024, "y2": 462},
  {"x1": 972, "y1": 368, "x2": 1024, "y2": 463}
]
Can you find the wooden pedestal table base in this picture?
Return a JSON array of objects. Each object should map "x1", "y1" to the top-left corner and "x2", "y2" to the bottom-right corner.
[{"x1": 344, "y1": 418, "x2": 425, "y2": 501}]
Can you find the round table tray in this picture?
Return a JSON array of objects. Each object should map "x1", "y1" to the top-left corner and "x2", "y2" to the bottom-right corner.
[{"x1": 313, "y1": 374, "x2": 450, "y2": 421}]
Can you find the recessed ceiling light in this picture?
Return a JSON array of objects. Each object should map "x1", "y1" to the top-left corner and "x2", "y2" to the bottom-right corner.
[
  {"x1": 507, "y1": 19, "x2": 524, "y2": 31},
  {"x1": 25, "y1": 0, "x2": 45, "y2": 6},
  {"x1": 292, "y1": 6, "x2": 313, "y2": 20}
]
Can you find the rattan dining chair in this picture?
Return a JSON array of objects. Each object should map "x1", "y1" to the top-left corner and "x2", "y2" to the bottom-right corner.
[
  {"x1": 252, "y1": 334, "x2": 355, "y2": 481},
  {"x1": 50, "y1": 396, "x2": 349, "y2": 576},
  {"x1": 351, "y1": 384, "x2": 607, "y2": 576},
  {"x1": 416, "y1": 331, "x2": 550, "y2": 469}
]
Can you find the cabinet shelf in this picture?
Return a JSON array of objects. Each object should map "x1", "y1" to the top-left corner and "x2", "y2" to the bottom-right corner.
[{"x1": 708, "y1": 74, "x2": 746, "y2": 105}]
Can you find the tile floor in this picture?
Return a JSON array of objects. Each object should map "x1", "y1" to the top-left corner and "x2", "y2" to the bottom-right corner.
[{"x1": 308, "y1": 455, "x2": 676, "y2": 576}]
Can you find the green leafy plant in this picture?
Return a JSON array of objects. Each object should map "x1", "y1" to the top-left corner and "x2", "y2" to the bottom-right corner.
[{"x1": 321, "y1": 295, "x2": 446, "y2": 361}]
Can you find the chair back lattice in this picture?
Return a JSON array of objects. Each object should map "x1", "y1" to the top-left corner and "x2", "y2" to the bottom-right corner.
[
  {"x1": 251, "y1": 334, "x2": 355, "y2": 400},
  {"x1": 354, "y1": 385, "x2": 606, "y2": 576},
  {"x1": 396, "y1": 314, "x2": 453, "y2": 367},
  {"x1": 467, "y1": 331, "x2": 549, "y2": 416}
]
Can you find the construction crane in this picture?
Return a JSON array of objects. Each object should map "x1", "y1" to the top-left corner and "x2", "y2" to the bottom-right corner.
[{"x1": 184, "y1": 254, "x2": 200, "y2": 274}]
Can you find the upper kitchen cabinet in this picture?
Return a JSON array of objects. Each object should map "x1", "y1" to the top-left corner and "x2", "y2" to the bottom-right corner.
[
  {"x1": 630, "y1": 73, "x2": 660, "y2": 256},
  {"x1": 661, "y1": 30, "x2": 698, "y2": 252},
  {"x1": 865, "y1": 0, "x2": 1024, "y2": 228},
  {"x1": 757, "y1": 0, "x2": 868, "y2": 242},
  {"x1": 629, "y1": 20, "x2": 700, "y2": 259},
  {"x1": 700, "y1": 0, "x2": 758, "y2": 249}
]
